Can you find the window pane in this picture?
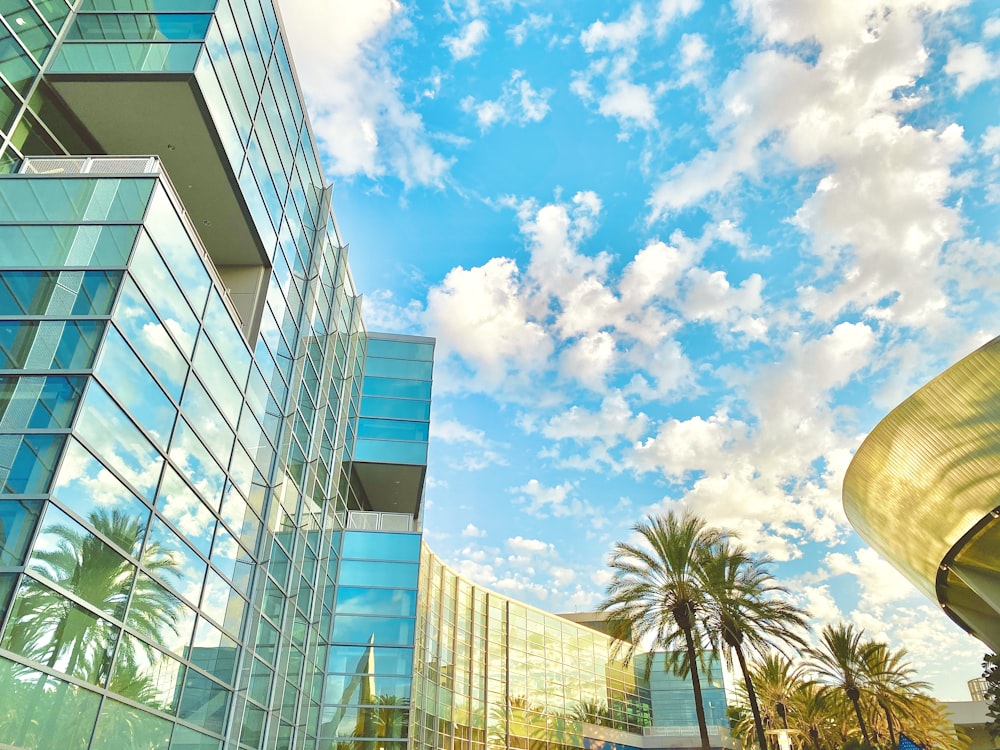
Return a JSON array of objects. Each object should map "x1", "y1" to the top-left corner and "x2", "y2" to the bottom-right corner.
[
  {"x1": 360, "y1": 396, "x2": 430, "y2": 421},
  {"x1": 0, "y1": 498, "x2": 42, "y2": 565},
  {"x1": 0, "y1": 270, "x2": 122, "y2": 315},
  {"x1": 191, "y1": 615, "x2": 238, "y2": 684},
  {"x1": 357, "y1": 418, "x2": 428, "y2": 442},
  {"x1": 144, "y1": 185, "x2": 210, "y2": 314},
  {"x1": 363, "y1": 357, "x2": 432, "y2": 380},
  {"x1": 352, "y1": 438, "x2": 427, "y2": 465},
  {"x1": 0, "y1": 224, "x2": 138, "y2": 267},
  {"x1": 0, "y1": 376, "x2": 84, "y2": 429},
  {"x1": 0, "y1": 433, "x2": 66, "y2": 494},
  {"x1": 177, "y1": 670, "x2": 230, "y2": 733},
  {"x1": 365, "y1": 339, "x2": 433, "y2": 361},
  {"x1": 128, "y1": 571, "x2": 196, "y2": 656},
  {"x1": 334, "y1": 587, "x2": 417, "y2": 617},
  {"x1": 91, "y1": 697, "x2": 173, "y2": 749},
  {"x1": 69, "y1": 13, "x2": 211, "y2": 41},
  {"x1": 169, "y1": 418, "x2": 225, "y2": 509},
  {"x1": 128, "y1": 230, "x2": 199, "y2": 355},
  {"x1": 0, "y1": 319, "x2": 104, "y2": 369},
  {"x1": 110, "y1": 632, "x2": 185, "y2": 714},
  {"x1": 362, "y1": 377, "x2": 432, "y2": 400},
  {"x1": 341, "y1": 532, "x2": 421, "y2": 562},
  {"x1": 51, "y1": 41, "x2": 202, "y2": 73},
  {"x1": 0, "y1": 177, "x2": 154, "y2": 222},
  {"x1": 330, "y1": 615, "x2": 414, "y2": 646},
  {"x1": 144, "y1": 515, "x2": 206, "y2": 604},
  {"x1": 50, "y1": 438, "x2": 151, "y2": 556},
  {"x1": 156, "y1": 464, "x2": 215, "y2": 554}
]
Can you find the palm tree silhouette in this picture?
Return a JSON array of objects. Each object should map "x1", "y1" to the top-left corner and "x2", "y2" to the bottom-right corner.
[{"x1": 806, "y1": 624, "x2": 875, "y2": 745}]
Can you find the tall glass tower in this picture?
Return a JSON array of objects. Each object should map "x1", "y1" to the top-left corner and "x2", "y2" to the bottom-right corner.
[{"x1": 0, "y1": 1, "x2": 434, "y2": 748}]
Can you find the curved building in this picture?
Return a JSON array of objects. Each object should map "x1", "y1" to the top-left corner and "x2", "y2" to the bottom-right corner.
[{"x1": 843, "y1": 336, "x2": 1000, "y2": 652}]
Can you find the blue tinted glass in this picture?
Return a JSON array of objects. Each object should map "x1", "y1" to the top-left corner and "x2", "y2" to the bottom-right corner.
[
  {"x1": 144, "y1": 185, "x2": 210, "y2": 316},
  {"x1": 2, "y1": 434, "x2": 66, "y2": 494},
  {"x1": 357, "y1": 418, "x2": 428, "y2": 442},
  {"x1": 0, "y1": 177, "x2": 154, "y2": 222},
  {"x1": 156, "y1": 464, "x2": 216, "y2": 555},
  {"x1": 0, "y1": 224, "x2": 138, "y2": 267},
  {"x1": 363, "y1": 357, "x2": 432, "y2": 380},
  {"x1": 69, "y1": 13, "x2": 211, "y2": 41},
  {"x1": 177, "y1": 670, "x2": 230, "y2": 733},
  {"x1": 0, "y1": 375, "x2": 85, "y2": 429},
  {"x1": 341, "y1": 532, "x2": 420, "y2": 562},
  {"x1": 326, "y1": 646, "x2": 413, "y2": 675},
  {"x1": 0, "y1": 499, "x2": 42, "y2": 565},
  {"x1": 330, "y1": 615, "x2": 414, "y2": 646},
  {"x1": 0, "y1": 320, "x2": 105, "y2": 369},
  {"x1": 352, "y1": 439, "x2": 427, "y2": 466},
  {"x1": 169, "y1": 419, "x2": 226, "y2": 509},
  {"x1": 145, "y1": 516, "x2": 206, "y2": 603},
  {"x1": 336, "y1": 560, "x2": 418, "y2": 589},
  {"x1": 359, "y1": 396, "x2": 430, "y2": 421},
  {"x1": 365, "y1": 338, "x2": 433, "y2": 362},
  {"x1": 341, "y1": 531, "x2": 420, "y2": 562},
  {"x1": 52, "y1": 41, "x2": 202, "y2": 73},
  {"x1": 0, "y1": 271, "x2": 121, "y2": 315},
  {"x1": 361, "y1": 377, "x2": 431, "y2": 400},
  {"x1": 128, "y1": 231, "x2": 199, "y2": 355},
  {"x1": 334, "y1": 587, "x2": 416, "y2": 617}
]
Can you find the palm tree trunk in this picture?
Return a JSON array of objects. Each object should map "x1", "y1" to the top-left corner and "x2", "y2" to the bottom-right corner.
[
  {"x1": 848, "y1": 691, "x2": 870, "y2": 746},
  {"x1": 881, "y1": 702, "x2": 896, "y2": 746},
  {"x1": 682, "y1": 623, "x2": 712, "y2": 750},
  {"x1": 733, "y1": 643, "x2": 767, "y2": 750}
]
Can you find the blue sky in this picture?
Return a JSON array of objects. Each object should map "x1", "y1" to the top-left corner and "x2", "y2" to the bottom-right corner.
[{"x1": 279, "y1": 0, "x2": 1000, "y2": 698}]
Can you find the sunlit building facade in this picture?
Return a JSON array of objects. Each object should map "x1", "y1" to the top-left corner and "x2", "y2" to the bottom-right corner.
[
  {"x1": 844, "y1": 335, "x2": 1000, "y2": 653},
  {"x1": 0, "y1": 2, "x2": 730, "y2": 750}
]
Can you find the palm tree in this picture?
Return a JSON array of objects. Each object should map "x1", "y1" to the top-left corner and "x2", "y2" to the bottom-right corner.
[
  {"x1": 806, "y1": 624, "x2": 875, "y2": 745},
  {"x1": 788, "y1": 681, "x2": 840, "y2": 750},
  {"x1": 701, "y1": 544, "x2": 810, "y2": 750},
  {"x1": 734, "y1": 654, "x2": 811, "y2": 748},
  {"x1": 860, "y1": 641, "x2": 929, "y2": 747},
  {"x1": 599, "y1": 511, "x2": 725, "y2": 750}
]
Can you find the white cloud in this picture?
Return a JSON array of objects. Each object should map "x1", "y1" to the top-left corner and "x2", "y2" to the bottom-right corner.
[
  {"x1": 461, "y1": 71, "x2": 554, "y2": 132},
  {"x1": 944, "y1": 42, "x2": 1000, "y2": 94},
  {"x1": 506, "y1": 13, "x2": 551, "y2": 46},
  {"x1": 278, "y1": 0, "x2": 450, "y2": 187},
  {"x1": 656, "y1": 0, "x2": 701, "y2": 34},
  {"x1": 580, "y1": 6, "x2": 646, "y2": 53},
  {"x1": 512, "y1": 479, "x2": 576, "y2": 518},
  {"x1": 462, "y1": 523, "x2": 487, "y2": 537},
  {"x1": 445, "y1": 19, "x2": 489, "y2": 60},
  {"x1": 597, "y1": 79, "x2": 658, "y2": 128}
]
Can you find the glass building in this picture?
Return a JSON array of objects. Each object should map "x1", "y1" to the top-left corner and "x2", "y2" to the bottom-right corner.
[{"x1": 0, "y1": 1, "x2": 729, "y2": 749}]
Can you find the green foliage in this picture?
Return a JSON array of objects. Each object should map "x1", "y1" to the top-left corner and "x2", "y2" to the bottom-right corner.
[{"x1": 983, "y1": 652, "x2": 1000, "y2": 742}]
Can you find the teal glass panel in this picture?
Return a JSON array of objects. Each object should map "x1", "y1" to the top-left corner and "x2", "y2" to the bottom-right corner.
[
  {"x1": 170, "y1": 725, "x2": 223, "y2": 750},
  {"x1": 324, "y1": 674, "x2": 411, "y2": 704},
  {"x1": 96, "y1": 326, "x2": 176, "y2": 448},
  {"x1": 240, "y1": 704, "x2": 266, "y2": 748},
  {"x1": 51, "y1": 41, "x2": 201, "y2": 73},
  {"x1": 128, "y1": 571, "x2": 197, "y2": 656},
  {"x1": 363, "y1": 356, "x2": 432, "y2": 380},
  {"x1": 209, "y1": 524, "x2": 251, "y2": 594},
  {"x1": 111, "y1": 632, "x2": 185, "y2": 714},
  {"x1": 144, "y1": 184, "x2": 210, "y2": 315},
  {"x1": 341, "y1": 532, "x2": 420, "y2": 562},
  {"x1": 0, "y1": 270, "x2": 122, "y2": 315},
  {"x1": 199, "y1": 567, "x2": 245, "y2": 637},
  {"x1": 33, "y1": 0, "x2": 70, "y2": 30},
  {"x1": 365, "y1": 338, "x2": 433, "y2": 361},
  {"x1": 1, "y1": 433, "x2": 65, "y2": 493},
  {"x1": 90, "y1": 697, "x2": 172, "y2": 749},
  {"x1": 202, "y1": 290, "x2": 250, "y2": 385},
  {"x1": 0, "y1": 656, "x2": 100, "y2": 750},
  {"x1": 334, "y1": 587, "x2": 417, "y2": 617},
  {"x1": 360, "y1": 396, "x2": 430, "y2": 421},
  {"x1": 1, "y1": 0, "x2": 55, "y2": 59},
  {"x1": 0, "y1": 24, "x2": 39, "y2": 94},
  {"x1": 336, "y1": 560, "x2": 418, "y2": 589},
  {"x1": 129, "y1": 230, "x2": 199, "y2": 355},
  {"x1": 326, "y1": 646, "x2": 413, "y2": 675},
  {"x1": 29, "y1": 502, "x2": 135, "y2": 619},
  {"x1": 191, "y1": 615, "x2": 239, "y2": 683},
  {"x1": 169, "y1": 418, "x2": 226, "y2": 508},
  {"x1": 357, "y1": 418, "x2": 428, "y2": 442},
  {"x1": 0, "y1": 224, "x2": 138, "y2": 267},
  {"x1": 352, "y1": 439, "x2": 427, "y2": 466},
  {"x1": 361, "y1": 377, "x2": 432, "y2": 400},
  {"x1": 113, "y1": 278, "x2": 189, "y2": 399},
  {"x1": 1, "y1": 576, "x2": 120, "y2": 684},
  {"x1": 0, "y1": 177, "x2": 154, "y2": 222},
  {"x1": 220, "y1": 483, "x2": 260, "y2": 547},
  {"x1": 192, "y1": 336, "x2": 241, "y2": 425},
  {"x1": 0, "y1": 498, "x2": 41, "y2": 564},
  {"x1": 69, "y1": 13, "x2": 211, "y2": 41},
  {"x1": 155, "y1": 464, "x2": 215, "y2": 555},
  {"x1": 0, "y1": 572, "x2": 14, "y2": 611},
  {"x1": 144, "y1": 515, "x2": 206, "y2": 603},
  {"x1": 0, "y1": 320, "x2": 104, "y2": 369},
  {"x1": 0, "y1": 375, "x2": 85, "y2": 428},
  {"x1": 0, "y1": 80, "x2": 18, "y2": 132},
  {"x1": 75, "y1": 381, "x2": 163, "y2": 501},
  {"x1": 50, "y1": 438, "x2": 151, "y2": 556},
  {"x1": 177, "y1": 670, "x2": 230, "y2": 733},
  {"x1": 80, "y1": 0, "x2": 216, "y2": 10},
  {"x1": 321, "y1": 705, "x2": 409, "y2": 738}
]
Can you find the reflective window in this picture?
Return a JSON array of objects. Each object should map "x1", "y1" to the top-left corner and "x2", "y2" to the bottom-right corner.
[
  {"x1": 0, "y1": 499, "x2": 41, "y2": 565},
  {"x1": 29, "y1": 503, "x2": 135, "y2": 619},
  {"x1": 331, "y1": 615, "x2": 414, "y2": 646},
  {"x1": 0, "y1": 433, "x2": 65, "y2": 494},
  {"x1": 200, "y1": 567, "x2": 245, "y2": 637},
  {"x1": 334, "y1": 587, "x2": 417, "y2": 618},
  {"x1": 112, "y1": 278, "x2": 189, "y2": 399},
  {"x1": 220, "y1": 483, "x2": 260, "y2": 548},
  {"x1": 90, "y1": 697, "x2": 173, "y2": 749},
  {"x1": 144, "y1": 185, "x2": 210, "y2": 315},
  {"x1": 363, "y1": 357, "x2": 432, "y2": 380},
  {"x1": 341, "y1": 532, "x2": 421, "y2": 563},
  {"x1": 50, "y1": 439, "x2": 151, "y2": 556},
  {"x1": 324, "y1": 673, "x2": 411, "y2": 705},
  {"x1": 70, "y1": 13, "x2": 212, "y2": 41},
  {"x1": 360, "y1": 396, "x2": 430, "y2": 421},
  {"x1": 110, "y1": 633, "x2": 185, "y2": 714},
  {"x1": 0, "y1": 270, "x2": 122, "y2": 315},
  {"x1": 170, "y1": 725, "x2": 223, "y2": 750},
  {"x1": 0, "y1": 177, "x2": 154, "y2": 222},
  {"x1": 0, "y1": 656, "x2": 100, "y2": 749},
  {"x1": 128, "y1": 230, "x2": 199, "y2": 355},
  {"x1": 321, "y1": 705, "x2": 410, "y2": 739},
  {"x1": 361, "y1": 376, "x2": 432, "y2": 400},
  {"x1": 191, "y1": 615, "x2": 238, "y2": 684},
  {"x1": 51, "y1": 41, "x2": 202, "y2": 73},
  {"x1": 178, "y1": 670, "x2": 230, "y2": 733},
  {"x1": 75, "y1": 381, "x2": 164, "y2": 502},
  {"x1": 0, "y1": 224, "x2": 138, "y2": 267},
  {"x1": 0, "y1": 375, "x2": 84, "y2": 429},
  {"x1": 128, "y1": 571, "x2": 196, "y2": 656},
  {"x1": 180, "y1": 374, "x2": 232, "y2": 463},
  {"x1": 144, "y1": 516, "x2": 206, "y2": 603},
  {"x1": 0, "y1": 319, "x2": 104, "y2": 369},
  {"x1": 1, "y1": 576, "x2": 120, "y2": 684},
  {"x1": 202, "y1": 289, "x2": 250, "y2": 385},
  {"x1": 210, "y1": 520, "x2": 252, "y2": 594},
  {"x1": 357, "y1": 418, "x2": 428, "y2": 442},
  {"x1": 96, "y1": 326, "x2": 176, "y2": 448},
  {"x1": 365, "y1": 339, "x2": 433, "y2": 361},
  {"x1": 80, "y1": 0, "x2": 216, "y2": 9},
  {"x1": 156, "y1": 464, "x2": 216, "y2": 555},
  {"x1": 192, "y1": 336, "x2": 242, "y2": 425},
  {"x1": 169, "y1": 418, "x2": 226, "y2": 509},
  {"x1": 352, "y1": 439, "x2": 427, "y2": 465},
  {"x1": 0, "y1": 24, "x2": 39, "y2": 95}
]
